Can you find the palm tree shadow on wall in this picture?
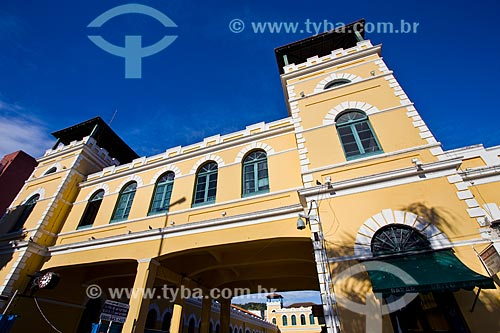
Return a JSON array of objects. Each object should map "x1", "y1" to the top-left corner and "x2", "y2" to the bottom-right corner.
[
  {"x1": 325, "y1": 233, "x2": 372, "y2": 333},
  {"x1": 400, "y1": 202, "x2": 458, "y2": 234}
]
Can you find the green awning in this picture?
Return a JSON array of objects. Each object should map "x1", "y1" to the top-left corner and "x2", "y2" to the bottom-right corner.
[{"x1": 366, "y1": 249, "x2": 496, "y2": 295}]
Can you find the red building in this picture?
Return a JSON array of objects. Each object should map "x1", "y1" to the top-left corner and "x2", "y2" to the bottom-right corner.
[{"x1": 0, "y1": 151, "x2": 38, "y2": 215}]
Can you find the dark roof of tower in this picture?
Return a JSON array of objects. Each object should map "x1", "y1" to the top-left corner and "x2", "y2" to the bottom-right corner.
[
  {"x1": 274, "y1": 19, "x2": 365, "y2": 74},
  {"x1": 51, "y1": 116, "x2": 139, "y2": 164}
]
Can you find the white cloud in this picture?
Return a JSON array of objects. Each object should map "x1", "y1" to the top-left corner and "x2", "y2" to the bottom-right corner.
[{"x1": 0, "y1": 101, "x2": 54, "y2": 158}]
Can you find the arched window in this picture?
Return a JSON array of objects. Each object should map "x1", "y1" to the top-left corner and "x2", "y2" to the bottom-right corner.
[
  {"x1": 324, "y1": 78, "x2": 351, "y2": 89},
  {"x1": 44, "y1": 167, "x2": 57, "y2": 175},
  {"x1": 282, "y1": 315, "x2": 288, "y2": 326},
  {"x1": 291, "y1": 315, "x2": 297, "y2": 326},
  {"x1": 300, "y1": 314, "x2": 306, "y2": 325},
  {"x1": 188, "y1": 318, "x2": 196, "y2": 333},
  {"x1": 77, "y1": 190, "x2": 104, "y2": 229},
  {"x1": 215, "y1": 323, "x2": 220, "y2": 333},
  {"x1": 111, "y1": 182, "x2": 137, "y2": 222},
  {"x1": 149, "y1": 172, "x2": 175, "y2": 215},
  {"x1": 145, "y1": 309, "x2": 157, "y2": 329},
  {"x1": 272, "y1": 318, "x2": 276, "y2": 325},
  {"x1": 335, "y1": 110, "x2": 382, "y2": 160},
  {"x1": 161, "y1": 312, "x2": 172, "y2": 331},
  {"x1": 371, "y1": 224, "x2": 431, "y2": 256},
  {"x1": 11, "y1": 194, "x2": 40, "y2": 232},
  {"x1": 309, "y1": 314, "x2": 315, "y2": 325},
  {"x1": 242, "y1": 150, "x2": 269, "y2": 197},
  {"x1": 193, "y1": 162, "x2": 218, "y2": 206}
]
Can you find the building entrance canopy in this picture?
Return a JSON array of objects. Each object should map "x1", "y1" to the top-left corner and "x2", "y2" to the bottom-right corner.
[{"x1": 366, "y1": 249, "x2": 495, "y2": 295}]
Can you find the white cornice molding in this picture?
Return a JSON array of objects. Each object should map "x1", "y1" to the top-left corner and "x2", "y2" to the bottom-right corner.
[
  {"x1": 303, "y1": 142, "x2": 442, "y2": 176},
  {"x1": 298, "y1": 157, "x2": 463, "y2": 198},
  {"x1": 459, "y1": 165, "x2": 500, "y2": 181},
  {"x1": 48, "y1": 204, "x2": 303, "y2": 256}
]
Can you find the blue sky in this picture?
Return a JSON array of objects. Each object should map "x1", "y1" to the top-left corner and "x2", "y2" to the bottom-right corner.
[
  {"x1": 1, "y1": 0, "x2": 498, "y2": 305},
  {"x1": 1, "y1": 0, "x2": 499, "y2": 158}
]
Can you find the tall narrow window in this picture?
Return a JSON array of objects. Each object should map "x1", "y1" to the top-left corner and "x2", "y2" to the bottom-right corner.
[
  {"x1": 336, "y1": 110, "x2": 382, "y2": 160},
  {"x1": 149, "y1": 172, "x2": 175, "y2": 215},
  {"x1": 272, "y1": 318, "x2": 276, "y2": 325},
  {"x1": 300, "y1": 314, "x2": 306, "y2": 325},
  {"x1": 309, "y1": 314, "x2": 315, "y2": 325},
  {"x1": 242, "y1": 150, "x2": 269, "y2": 197},
  {"x1": 192, "y1": 162, "x2": 218, "y2": 206},
  {"x1": 291, "y1": 315, "x2": 297, "y2": 326},
  {"x1": 282, "y1": 315, "x2": 288, "y2": 326},
  {"x1": 111, "y1": 182, "x2": 137, "y2": 222},
  {"x1": 11, "y1": 194, "x2": 40, "y2": 232},
  {"x1": 78, "y1": 190, "x2": 104, "y2": 229},
  {"x1": 161, "y1": 312, "x2": 172, "y2": 332},
  {"x1": 145, "y1": 309, "x2": 157, "y2": 329}
]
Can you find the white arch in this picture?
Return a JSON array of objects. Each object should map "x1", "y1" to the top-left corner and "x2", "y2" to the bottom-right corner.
[
  {"x1": 114, "y1": 174, "x2": 144, "y2": 193},
  {"x1": 314, "y1": 72, "x2": 363, "y2": 93},
  {"x1": 22, "y1": 188, "x2": 46, "y2": 203},
  {"x1": 186, "y1": 313, "x2": 198, "y2": 327},
  {"x1": 84, "y1": 183, "x2": 110, "y2": 201},
  {"x1": 148, "y1": 303, "x2": 161, "y2": 318},
  {"x1": 234, "y1": 142, "x2": 275, "y2": 163},
  {"x1": 160, "y1": 307, "x2": 172, "y2": 321},
  {"x1": 323, "y1": 101, "x2": 380, "y2": 126},
  {"x1": 353, "y1": 209, "x2": 452, "y2": 257},
  {"x1": 190, "y1": 155, "x2": 225, "y2": 175},
  {"x1": 150, "y1": 165, "x2": 182, "y2": 185}
]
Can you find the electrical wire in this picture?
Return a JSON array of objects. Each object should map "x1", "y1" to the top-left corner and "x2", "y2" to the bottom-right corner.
[{"x1": 34, "y1": 297, "x2": 64, "y2": 333}]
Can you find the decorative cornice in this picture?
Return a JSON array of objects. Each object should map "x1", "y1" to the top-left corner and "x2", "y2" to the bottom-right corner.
[
  {"x1": 48, "y1": 204, "x2": 303, "y2": 256},
  {"x1": 298, "y1": 158, "x2": 463, "y2": 198}
]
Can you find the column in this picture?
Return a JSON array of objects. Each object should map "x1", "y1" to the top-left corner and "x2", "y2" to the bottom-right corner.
[
  {"x1": 200, "y1": 295, "x2": 212, "y2": 333},
  {"x1": 219, "y1": 298, "x2": 231, "y2": 333},
  {"x1": 170, "y1": 288, "x2": 187, "y2": 333},
  {"x1": 122, "y1": 259, "x2": 159, "y2": 332}
]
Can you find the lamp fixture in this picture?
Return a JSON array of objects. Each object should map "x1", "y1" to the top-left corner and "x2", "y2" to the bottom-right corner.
[
  {"x1": 297, "y1": 215, "x2": 308, "y2": 230},
  {"x1": 411, "y1": 158, "x2": 423, "y2": 171}
]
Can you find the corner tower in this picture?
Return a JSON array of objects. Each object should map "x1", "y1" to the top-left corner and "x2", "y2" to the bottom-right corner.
[{"x1": 0, "y1": 117, "x2": 138, "y2": 306}]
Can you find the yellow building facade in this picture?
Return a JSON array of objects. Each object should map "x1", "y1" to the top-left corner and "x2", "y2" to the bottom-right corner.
[
  {"x1": 0, "y1": 20, "x2": 499, "y2": 332},
  {"x1": 265, "y1": 294, "x2": 321, "y2": 333}
]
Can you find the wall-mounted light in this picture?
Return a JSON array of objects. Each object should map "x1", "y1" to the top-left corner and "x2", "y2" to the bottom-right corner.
[
  {"x1": 411, "y1": 158, "x2": 423, "y2": 171},
  {"x1": 300, "y1": 92, "x2": 305, "y2": 98},
  {"x1": 297, "y1": 214, "x2": 308, "y2": 230}
]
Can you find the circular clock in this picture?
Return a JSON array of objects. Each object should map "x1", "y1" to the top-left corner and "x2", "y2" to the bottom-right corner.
[{"x1": 37, "y1": 272, "x2": 60, "y2": 289}]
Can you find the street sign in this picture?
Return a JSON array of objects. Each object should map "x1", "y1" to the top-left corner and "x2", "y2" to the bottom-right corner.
[
  {"x1": 100, "y1": 300, "x2": 129, "y2": 323},
  {"x1": 479, "y1": 243, "x2": 500, "y2": 275}
]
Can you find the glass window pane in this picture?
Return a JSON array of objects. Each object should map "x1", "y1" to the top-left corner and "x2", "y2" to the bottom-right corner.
[
  {"x1": 193, "y1": 163, "x2": 218, "y2": 205},
  {"x1": 242, "y1": 151, "x2": 269, "y2": 195}
]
